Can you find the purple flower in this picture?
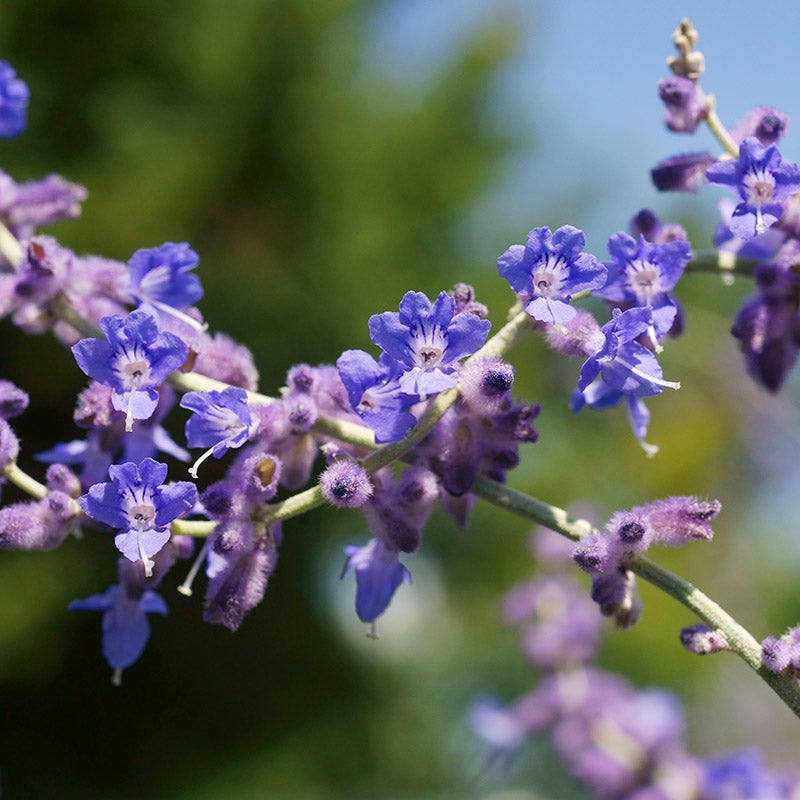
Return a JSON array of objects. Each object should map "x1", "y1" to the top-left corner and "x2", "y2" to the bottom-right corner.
[
  {"x1": 497, "y1": 225, "x2": 606, "y2": 324},
  {"x1": 706, "y1": 137, "x2": 800, "y2": 240},
  {"x1": 0, "y1": 171, "x2": 87, "y2": 240},
  {"x1": 651, "y1": 151, "x2": 715, "y2": 192},
  {"x1": 596, "y1": 232, "x2": 692, "y2": 343},
  {"x1": 336, "y1": 349, "x2": 417, "y2": 443},
  {"x1": 629, "y1": 209, "x2": 689, "y2": 245},
  {"x1": 0, "y1": 379, "x2": 29, "y2": 419},
  {"x1": 368, "y1": 290, "x2": 491, "y2": 398},
  {"x1": 341, "y1": 537, "x2": 411, "y2": 625},
  {"x1": 657, "y1": 75, "x2": 706, "y2": 132},
  {"x1": 127, "y1": 242, "x2": 204, "y2": 326},
  {"x1": 730, "y1": 106, "x2": 790, "y2": 147},
  {"x1": 730, "y1": 262, "x2": 800, "y2": 393},
  {"x1": 79, "y1": 458, "x2": 197, "y2": 577},
  {"x1": 203, "y1": 520, "x2": 280, "y2": 631},
  {"x1": 71, "y1": 309, "x2": 189, "y2": 431},
  {"x1": 0, "y1": 61, "x2": 29, "y2": 138},
  {"x1": 69, "y1": 570, "x2": 168, "y2": 684},
  {"x1": 702, "y1": 750, "x2": 796, "y2": 800},
  {"x1": 180, "y1": 387, "x2": 253, "y2": 477},
  {"x1": 571, "y1": 308, "x2": 680, "y2": 453}
]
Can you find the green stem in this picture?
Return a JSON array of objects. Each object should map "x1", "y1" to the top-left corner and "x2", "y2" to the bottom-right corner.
[
  {"x1": 704, "y1": 95, "x2": 739, "y2": 159},
  {"x1": 3, "y1": 462, "x2": 49, "y2": 500},
  {"x1": 686, "y1": 251, "x2": 759, "y2": 278}
]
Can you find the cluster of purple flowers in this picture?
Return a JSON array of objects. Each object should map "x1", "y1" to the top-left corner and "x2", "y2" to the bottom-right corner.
[
  {"x1": 497, "y1": 219, "x2": 689, "y2": 453},
  {"x1": 2, "y1": 15, "x2": 800, "y2": 792},
  {"x1": 471, "y1": 529, "x2": 800, "y2": 799},
  {"x1": 651, "y1": 18, "x2": 800, "y2": 394}
]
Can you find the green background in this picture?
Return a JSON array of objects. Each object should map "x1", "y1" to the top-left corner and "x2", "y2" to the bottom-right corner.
[{"x1": 1, "y1": 1, "x2": 799, "y2": 797}]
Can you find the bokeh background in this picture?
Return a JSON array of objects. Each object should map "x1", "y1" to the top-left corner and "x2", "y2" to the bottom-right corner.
[{"x1": 2, "y1": 1, "x2": 800, "y2": 797}]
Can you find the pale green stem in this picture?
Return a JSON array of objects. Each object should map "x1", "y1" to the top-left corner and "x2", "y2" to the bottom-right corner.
[
  {"x1": 704, "y1": 95, "x2": 739, "y2": 159},
  {"x1": 4, "y1": 462, "x2": 49, "y2": 500}
]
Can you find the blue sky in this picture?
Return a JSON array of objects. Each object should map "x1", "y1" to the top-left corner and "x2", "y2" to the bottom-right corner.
[{"x1": 367, "y1": 0, "x2": 800, "y2": 254}]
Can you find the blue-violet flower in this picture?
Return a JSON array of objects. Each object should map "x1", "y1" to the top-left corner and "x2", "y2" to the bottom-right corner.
[
  {"x1": 79, "y1": 458, "x2": 197, "y2": 577},
  {"x1": 706, "y1": 137, "x2": 800, "y2": 240},
  {"x1": 368, "y1": 290, "x2": 491, "y2": 399},
  {"x1": 71, "y1": 309, "x2": 189, "y2": 431}
]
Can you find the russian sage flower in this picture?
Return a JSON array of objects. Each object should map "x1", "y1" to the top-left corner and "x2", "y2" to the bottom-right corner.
[
  {"x1": 69, "y1": 559, "x2": 169, "y2": 685},
  {"x1": 341, "y1": 537, "x2": 411, "y2": 626},
  {"x1": 180, "y1": 386, "x2": 253, "y2": 477},
  {"x1": 71, "y1": 309, "x2": 189, "y2": 431},
  {"x1": 0, "y1": 61, "x2": 29, "y2": 138},
  {"x1": 368, "y1": 290, "x2": 490, "y2": 399},
  {"x1": 657, "y1": 75, "x2": 706, "y2": 133},
  {"x1": 79, "y1": 458, "x2": 197, "y2": 577},
  {"x1": 571, "y1": 307, "x2": 680, "y2": 453},
  {"x1": 651, "y1": 151, "x2": 715, "y2": 192},
  {"x1": 127, "y1": 242, "x2": 204, "y2": 330},
  {"x1": 706, "y1": 137, "x2": 800, "y2": 240},
  {"x1": 595, "y1": 232, "x2": 692, "y2": 343},
  {"x1": 336, "y1": 349, "x2": 417, "y2": 443},
  {"x1": 496, "y1": 225, "x2": 606, "y2": 324}
]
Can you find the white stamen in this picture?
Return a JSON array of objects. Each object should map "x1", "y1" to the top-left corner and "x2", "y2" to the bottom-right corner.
[
  {"x1": 111, "y1": 668, "x2": 123, "y2": 687},
  {"x1": 147, "y1": 298, "x2": 208, "y2": 333},
  {"x1": 366, "y1": 621, "x2": 379, "y2": 640},
  {"x1": 188, "y1": 446, "x2": 216, "y2": 479},
  {"x1": 177, "y1": 539, "x2": 210, "y2": 597},
  {"x1": 138, "y1": 533, "x2": 155, "y2": 578},
  {"x1": 616, "y1": 357, "x2": 680, "y2": 390},
  {"x1": 125, "y1": 393, "x2": 135, "y2": 432}
]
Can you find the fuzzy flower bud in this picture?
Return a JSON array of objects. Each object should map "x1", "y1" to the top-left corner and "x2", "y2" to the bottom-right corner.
[
  {"x1": 680, "y1": 623, "x2": 729, "y2": 655},
  {"x1": 458, "y1": 356, "x2": 514, "y2": 414},
  {"x1": 0, "y1": 380, "x2": 29, "y2": 419},
  {"x1": 319, "y1": 460, "x2": 373, "y2": 508}
]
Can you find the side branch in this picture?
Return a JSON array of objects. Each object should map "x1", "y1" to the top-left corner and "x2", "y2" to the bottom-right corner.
[{"x1": 471, "y1": 475, "x2": 800, "y2": 719}]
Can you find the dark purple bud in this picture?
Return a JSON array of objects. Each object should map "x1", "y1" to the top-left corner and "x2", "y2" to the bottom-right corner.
[
  {"x1": 643, "y1": 496, "x2": 720, "y2": 545},
  {"x1": 192, "y1": 332, "x2": 259, "y2": 391},
  {"x1": 680, "y1": 623, "x2": 729, "y2": 655},
  {"x1": 651, "y1": 152, "x2": 715, "y2": 192},
  {"x1": 286, "y1": 363, "x2": 316, "y2": 394},
  {"x1": 200, "y1": 480, "x2": 236, "y2": 519},
  {"x1": 235, "y1": 452, "x2": 282, "y2": 501},
  {"x1": 0, "y1": 492, "x2": 78, "y2": 550},
  {"x1": 203, "y1": 524, "x2": 279, "y2": 631},
  {"x1": 458, "y1": 356, "x2": 514, "y2": 415},
  {"x1": 73, "y1": 381, "x2": 115, "y2": 428},
  {"x1": 0, "y1": 380, "x2": 29, "y2": 419},
  {"x1": 658, "y1": 76, "x2": 706, "y2": 132},
  {"x1": 572, "y1": 535, "x2": 610, "y2": 575},
  {"x1": 629, "y1": 209, "x2": 688, "y2": 244},
  {"x1": 451, "y1": 283, "x2": 488, "y2": 318},
  {"x1": 45, "y1": 463, "x2": 81, "y2": 497},
  {"x1": 320, "y1": 460, "x2": 373, "y2": 508},
  {"x1": 439, "y1": 417, "x2": 479, "y2": 497},
  {"x1": 730, "y1": 106, "x2": 790, "y2": 147},
  {"x1": 761, "y1": 635, "x2": 792, "y2": 673},
  {"x1": 286, "y1": 394, "x2": 318, "y2": 432}
]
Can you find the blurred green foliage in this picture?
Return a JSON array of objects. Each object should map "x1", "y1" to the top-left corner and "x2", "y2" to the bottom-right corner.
[{"x1": 1, "y1": 1, "x2": 799, "y2": 798}]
